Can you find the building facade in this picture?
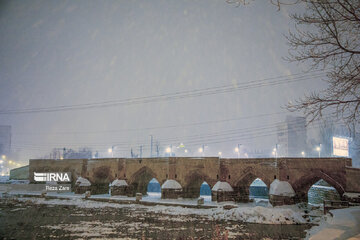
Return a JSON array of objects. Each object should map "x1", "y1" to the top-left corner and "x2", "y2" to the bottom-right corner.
[{"x1": 277, "y1": 116, "x2": 306, "y2": 157}]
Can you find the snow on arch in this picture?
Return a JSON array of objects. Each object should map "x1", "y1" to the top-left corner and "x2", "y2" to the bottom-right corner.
[
  {"x1": 111, "y1": 179, "x2": 128, "y2": 187},
  {"x1": 269, "y1": 179, "x2": 295, "y2": 197},
  {"x1": 161, "y1": 179, "x2": 182, "y2": 189},
  {"x1": 250, "y1": 178, "x2": 267, "y2": 187},
  {"x1": 201, "y1": 181, "x2": 211, "y2": 187},
  {"x1": 149, "y1": 178, "x2": 160, "y2": 183},
  {"x1": 75, "y1": 177, "x2": 91, "y2": 187},
  {"x1": 212, "y1": 181, "x2": 234, "y2": 192},
  {"x1": 200, "y1": 181, "x2": 212, "y2": 192}
]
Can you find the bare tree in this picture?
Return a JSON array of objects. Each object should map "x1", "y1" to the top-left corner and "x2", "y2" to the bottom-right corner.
[
  {"x1": 286, "y1": 0, "x2": 360, "y2": 133},
  {"x1": 228, "y1": 0, "x2": 360, "y2": 132}
]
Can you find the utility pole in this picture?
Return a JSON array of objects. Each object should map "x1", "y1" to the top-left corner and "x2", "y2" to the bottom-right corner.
[
  {"x1": 150, "y1": 135, "x2": 153, "y2": 158},
  {"x1": 156, "y1": 142, "x2": 160, "y2": 157},
  {"x1": 275, "y1": 143, "x2": 278, "y2": 168},
  {"x1": 237, "y1": 144, "x2": 242, "y2": 158},
  {"x1": 139, "y1": 145, "x2": 143, "y2": 158}
]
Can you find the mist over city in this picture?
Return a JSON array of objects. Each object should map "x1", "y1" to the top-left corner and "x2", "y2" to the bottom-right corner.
[
  {"x1": 0, "y1": 1, "x2": 359, "y2": 239},
  {"x1": 1, "y1": 0, "x2": 357, "y2": 166}
]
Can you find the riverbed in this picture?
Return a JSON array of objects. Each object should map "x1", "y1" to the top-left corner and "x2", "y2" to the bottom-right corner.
[{"x1": 0, "y1": 197, "x2": 312, "y2": 239}]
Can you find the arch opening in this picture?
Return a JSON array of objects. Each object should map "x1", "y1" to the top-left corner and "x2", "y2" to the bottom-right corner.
[
  {"x1": 234, "y1": 172, "x2": 270, "y2": 202},
  {"x1": 183, "y1": 172, "x2": 211, "y2": 198},
  {"x1": 128, "y1": 166, "x2": 157, "y2": 196},
  {"x1": 146, "y1": 178, "x2": 161, "y2": 199},
  {"x1": 249, "y1": 178, "x2": 269, "y2": 200},
  {"x1": 308, "y1": 179, "x2": 341, "y2": 205},
  {"x1": 199, "y1": 181, "x2": 211, "y2": 202}
]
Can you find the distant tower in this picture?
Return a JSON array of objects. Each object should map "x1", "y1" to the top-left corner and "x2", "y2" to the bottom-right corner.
[{"x1": 277, "y1": 116, "x2": 306, "y2": 157}]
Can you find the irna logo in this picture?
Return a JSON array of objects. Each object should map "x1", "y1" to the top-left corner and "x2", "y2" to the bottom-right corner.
[{"x1": 34, "y1": 172, "x2": 71, "y2": 182}]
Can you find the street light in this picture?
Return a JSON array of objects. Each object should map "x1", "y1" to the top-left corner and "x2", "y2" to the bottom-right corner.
[
  {"x1": 165, "y1": 147, "x2": 172, "y2": 154},
  {"x1": 108, "y1": 147, "x2": 113, "y2": 157},
  {"x1": 316, "y1": 144, "x2": 322, "y2": 157},
  {"x1": 234, "y1": 144, "x2": 241, "y2": 158},
  {"x1": 301, "y1": 151, "x2": 305, "y2": 157},
  {"x1": 198, "y1": 145, "x2": 207, "y2": 156},
  {"x1": 1, "y1": 155, "x2": 6, "y2": 160},
  {"x1": 218, "y1": 151, "x2": 222, "y2": 157}
]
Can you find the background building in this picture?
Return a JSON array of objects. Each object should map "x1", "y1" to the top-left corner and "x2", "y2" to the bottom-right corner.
[{"x1": 277, "y1": 116, "x2": 307, "y2": 157}]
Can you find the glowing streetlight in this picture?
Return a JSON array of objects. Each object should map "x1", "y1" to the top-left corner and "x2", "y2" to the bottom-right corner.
[
  {"x1": 165, "y1": 147, "x2": 172, "y2": 154},
  {"x1": 234, "y1": 144, "x2": 241, "y2": 158},
  {"x1": 218, "y1": 151, "x2": 222, "y2": 157},
  {"x1": 184, "y1": 149, "x2": 188, "y2": 153},
  {"x1": 301, "y1": 151, "x2": 305, "y2": 157},
  {"x1": 0, "y1": 160, "x2": 3, "y2": 164},
  {"x1": 1, "y1": 155, "x2": 6, "y2": 159},
  {"x1": 273, "y1": 144, "x2": 279, "y2": 159},
  {"x1": 316, "y1": 144, "x2": 322, "y2": 157},
  {"x1": 107, "y1": 147, "x2": 114, "y2": 157},
  {"x1": 198, "y1": 145, "x2": 207, "y2": 156}
]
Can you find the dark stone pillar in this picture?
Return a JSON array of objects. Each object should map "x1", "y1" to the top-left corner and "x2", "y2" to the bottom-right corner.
[
  {"x1": 233, "y1": 186, "x2": 250, "y2": 202},
  {"x1": 182, "y1": 187, "x2": 200, "y2": 198},
  {"x1": 161, "y1": 189, "x2": 182, "y2": 199},
  {"x1": 294, "y1": 191, "x2": 308, "y2": 203}
]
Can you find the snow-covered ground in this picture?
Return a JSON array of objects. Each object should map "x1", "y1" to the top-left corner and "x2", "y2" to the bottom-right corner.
[
  {"x1": 306, "y1": 206, "x2": 360, "y2": 240},
  {"x1": 146, "y1": 192, "x2": 212, "y2": 202},
  {"x1": 2, "y1": 194, "x2": 308, "y2": 225},
  {"x1": 150, "y1": 204, "x2": 307, "y2": 224}
]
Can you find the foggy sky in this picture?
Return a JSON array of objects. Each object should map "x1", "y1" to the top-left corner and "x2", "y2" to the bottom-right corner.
[{"x1": 0, "y1": 0, "x2": 327, "y2": 162}]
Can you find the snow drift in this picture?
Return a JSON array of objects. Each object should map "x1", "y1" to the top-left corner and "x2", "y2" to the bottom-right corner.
[
  {"x1": 75, "y1": 177, "x2": 91, "y2": 187},
  {"x1": 212, "y1": 181, "x2": 234, "y2": 192},
  {"x1": 111, "y1": 179, "x2": 128, "y2": 187},
  {"x1": 161, "y1": 180, "x2": 182, "y2": 189},
  {"x1": 269, "y1": 179, "x2": 295, "y2": 197}
]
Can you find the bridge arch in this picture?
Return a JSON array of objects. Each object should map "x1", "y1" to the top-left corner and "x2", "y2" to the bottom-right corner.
[
  {"x1": 182, "y1": 171, "x2": 214, "y2": 198},
  {"x1": 234, "y1": 171, "x2": 271, "y2": 202},
  {"x1": 308, "y1": 179, "x2": 341, "y2": 205},
  {"x1": 292, "y1": 171, "x2": 345, "y2": 202},
  {"x1": 128, "y1": 166, "x2": 161, "y2": 196},
  {"x1": 146, "y1": 178, "x2": 161, "y2": 199}
]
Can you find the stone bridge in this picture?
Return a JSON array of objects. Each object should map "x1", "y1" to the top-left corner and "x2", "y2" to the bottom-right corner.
[{"x1": 29, "y1": 157, "x2": 360, "y2": 203}]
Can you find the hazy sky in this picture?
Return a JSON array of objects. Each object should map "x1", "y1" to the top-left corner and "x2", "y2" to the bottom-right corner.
[{"x1": 0, "y1": 0, "x2": 326, "y2": 162}]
